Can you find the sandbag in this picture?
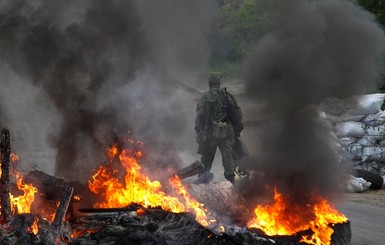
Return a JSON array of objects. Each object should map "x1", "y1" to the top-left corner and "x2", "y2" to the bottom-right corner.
[
  {"x1": 320, "y1": 97, "x2": 348, "y2": 116},
  {"x1": 338, "y1": 136, "x2": 357, "y2": 146},
  {"x1": 322, "y1": 112, "x2": 365, "y2": 123},
  {"x1": 340, "y1": 143, "x2": 363, "y2": 160},
  {"x1": 362, "y1": 111, "x2": 385, "y2": 126},
  {"x1": 320, "y1": 93, "x2": 385, "y2": 116},
  {"x1": 362, "y1": 146, "x2": 385, "y2": 161},
  {"x1": 365, "y1": 125, "x2": 385, "y2": 139},
  {"x1": 356, "y1": 136, "x2": 377, "y2": 147},
  {"x1": 347, "y1": 94, "x2": 385, "y2": 115},
  {"x1": 346, "y1": 176, "x2": 371, "y2": 193},
  {"x1": 334, "y1": 121, "x2": 366, "y2": 137}
]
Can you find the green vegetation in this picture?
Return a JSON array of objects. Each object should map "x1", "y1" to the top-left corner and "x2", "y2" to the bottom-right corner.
[
  {"x1": 357, "y1": 0, "x2": 385, "y2": 28},
  {"x1": 209, "y1": 0, "x2": 385, "y2": 89},
  {"x1": 209, "y1": 0, "x2": 267, "y2": 75},
  {"x1": 356, "y1": 0, "x2": 385, "y2": 92}
]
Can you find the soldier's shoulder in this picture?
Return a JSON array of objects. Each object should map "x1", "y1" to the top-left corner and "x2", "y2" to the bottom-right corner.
[{"x1": 201, "y1": 91, "x2": 215, "y2": 101}]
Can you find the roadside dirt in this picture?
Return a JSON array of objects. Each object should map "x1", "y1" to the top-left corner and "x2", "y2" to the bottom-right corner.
[{"x1": 345, "y1": 188, "x2": 385, "y2": 209}]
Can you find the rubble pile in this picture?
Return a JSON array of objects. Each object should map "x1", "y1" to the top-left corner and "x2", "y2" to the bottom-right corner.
[
  {"x1": 0, "y1": 170, "x2": 352, "y2": 245},
  {"x1": 0, "y1": 126, "x2": 353, "y2": 244}
]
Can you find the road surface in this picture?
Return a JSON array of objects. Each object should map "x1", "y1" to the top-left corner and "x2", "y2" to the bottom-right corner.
[{"x1": 339, "y1": 189, "x2": 385, "y2": 245}]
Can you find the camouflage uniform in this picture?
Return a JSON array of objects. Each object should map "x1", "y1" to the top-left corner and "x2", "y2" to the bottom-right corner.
[{"x1": 195, "y1": 72, "x2": 243, "y2": 183}]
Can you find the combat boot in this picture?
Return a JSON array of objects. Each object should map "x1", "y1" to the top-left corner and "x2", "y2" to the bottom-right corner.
[
  {"x1": 193, "y1": 171, "x2": 214, "y2": 184},
  {"x1": 225, "y1": 174, "x2": 235, "y2": 184}
]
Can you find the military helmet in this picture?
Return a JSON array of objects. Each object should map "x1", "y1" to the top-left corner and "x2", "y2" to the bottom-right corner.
[{"x1": 208, "y1": 72, "x2": 222, "y2": 86}]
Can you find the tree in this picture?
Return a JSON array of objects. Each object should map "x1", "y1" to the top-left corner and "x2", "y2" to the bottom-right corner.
[
  {"x1": 209, "y1": 0, "x2": 266, "y2": 74},
  {"x1": 355, "y1": 0, "x2": 385, "y2": 92},
  {"x1": 356, "y1": 0, "x2": 385, "y2": 27}
]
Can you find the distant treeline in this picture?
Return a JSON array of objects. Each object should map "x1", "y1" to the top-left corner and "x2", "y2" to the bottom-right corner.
[{"x1": 209, "y1": 0, "x2": 385, "y2": 87}]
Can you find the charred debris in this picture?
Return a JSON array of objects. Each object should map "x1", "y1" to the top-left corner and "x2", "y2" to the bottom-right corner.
[{"x1": 0, "y1": 128, "x2": 351, "y2": 245}]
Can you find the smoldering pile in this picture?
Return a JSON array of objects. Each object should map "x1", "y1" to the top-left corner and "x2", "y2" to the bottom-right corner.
[{"x1": 0, "y1": 170, "x2": 352, "y2": 245}]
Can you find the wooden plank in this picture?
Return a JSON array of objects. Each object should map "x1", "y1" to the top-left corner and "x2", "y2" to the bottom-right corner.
[{"x1": 1, "y1": 128, "x2": 12, "y2": 223}]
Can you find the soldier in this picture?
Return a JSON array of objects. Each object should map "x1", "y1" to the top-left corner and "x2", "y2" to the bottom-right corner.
[{"x1": 194, "y1": 72, "x2": 243, "y2": 184}]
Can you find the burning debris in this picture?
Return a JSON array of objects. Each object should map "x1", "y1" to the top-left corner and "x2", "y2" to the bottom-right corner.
[
  {"x1": 1, "y1": 0, "x2": 383, "y2": 244},
  {"x1": 247, "y1": 188, "x2": 348, "y2": 245},
  {"x1": 0, "y1": 128, "x2": 352, "y2": 245}
]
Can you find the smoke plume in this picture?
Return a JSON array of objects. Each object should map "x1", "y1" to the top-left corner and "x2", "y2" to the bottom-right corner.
[
  {"x1": 243, "y1": 0, "x2": 385, "y2": 202},
  {"x1": 0, "y1": 0, "x2": 216, "y2": 181}
]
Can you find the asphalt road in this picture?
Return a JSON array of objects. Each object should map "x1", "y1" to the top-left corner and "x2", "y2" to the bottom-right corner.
[{"x1": 339, "y1": 189, "x2": 385, "y2": 245}]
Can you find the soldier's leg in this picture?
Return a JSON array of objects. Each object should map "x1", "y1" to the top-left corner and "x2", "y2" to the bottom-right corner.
[
  {"x1": 193, "y1": 140, "x2": 217, "y2": 184},
  {"x1": 200, "y1": 143, "x2": 217, "y2": 172},
  {"x1": 219, "y1": 136, "x2": 235, "y2": 183}
]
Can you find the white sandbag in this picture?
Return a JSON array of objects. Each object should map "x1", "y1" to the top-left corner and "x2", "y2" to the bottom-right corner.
[
  {"x1": 356, "y1": 162, "x2": 384, "y2": 175},
  {"x1": 338, "y1": 136, "x2": 357, "y2": 146},
  {"x1": 340, "y1": 143, "x2": 363, "y2": 160},
  {"x1": 323, "y1": 112, "x2": 365, "y2": 123},
  {"x1": 379, "y1": 140, "x2": 385, "y2": 146},
  {"x1": 347, "y1": 93, "x2": 385, "y2": 115},
  {"x1": 320, "y1": 97, "x2": 348, "y2": 116},
  {"x1": 346, "y1": 176, "x2": 371, "y2": 193},
  {"x1": 365, "y1": 125, "x2": 385, "y2": 140},
  {"x1": 362, "y1": 111, "x2": 385, "y2": 126},
  {"x1": 337, "y1": 114, "x2": 366, "y2": 122},
  {"x1": 320, "y1": 93, "x2": 385, "y2": 116},
  {"x1": 356, "y1": 136, "x2": 377, "y2": 147},
  {"x1": 362, "y1": 146, "x2": 385, "y2": 161},
  {"x1": 374, "y1": 110, "x2": 385, "y2": 118},
  {"x1": 334, "y1": 121, "x2": 366, "y2": 137}
]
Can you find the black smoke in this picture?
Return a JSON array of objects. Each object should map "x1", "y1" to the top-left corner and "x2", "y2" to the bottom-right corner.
[
  {"x1": 243, "y1": 0, "x2": 385, "y2": 203},
  {"x1": 0, "y1": 0, "x2": 216, "y2": 181}
]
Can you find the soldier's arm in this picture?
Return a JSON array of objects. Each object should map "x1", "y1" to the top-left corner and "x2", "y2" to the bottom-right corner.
[{"x1": 195, "y1": 95, "x2": 206, "y2": 133}]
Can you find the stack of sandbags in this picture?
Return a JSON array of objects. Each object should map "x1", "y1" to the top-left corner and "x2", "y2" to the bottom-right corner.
[{"x1": 320, "y1": 93, "x2": 385, "y2": 191}]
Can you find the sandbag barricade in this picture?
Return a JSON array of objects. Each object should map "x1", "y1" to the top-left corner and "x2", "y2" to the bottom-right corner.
[{"x1": 321, "y1": 93, "x2": 385, "y2": 192}]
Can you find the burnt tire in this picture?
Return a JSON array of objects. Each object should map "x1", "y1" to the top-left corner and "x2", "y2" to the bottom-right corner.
[{"x1": 353, "y1": 169, "x2": 384, "y2": 189}]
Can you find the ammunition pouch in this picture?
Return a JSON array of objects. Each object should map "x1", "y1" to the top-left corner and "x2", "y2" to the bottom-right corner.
[{"x1": 212, "y1": 121, "x2": 228, "y2": 139}]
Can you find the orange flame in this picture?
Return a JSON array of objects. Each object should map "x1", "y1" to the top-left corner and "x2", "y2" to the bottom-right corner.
[
  {"x1": 247, "y1": 188, "x2": 347, "y2": 245},
  {"x1": 88, "y1": 144, "x2": 214, "y2": 227},
  {"x1": 10, "y1": 153, "x2": 19, "y2": 163},
  {"x1": 70, "y1": 228, "x2": 98, "y2": 239},
  {"x1": 27, "y1": 217, "x2": 39, "y2": 235},
  {"x1": 136, "y1": 208, "x2": 145, "y2": 216},
  {"x1": 88, "y1": 148, "x2": 184, "y2": 212},
  {"x1": 0, "y1": 152, "x2": 19, "y2": 177},
  {"x1": 10, "y1": 172, "x2": 38, "y2": 214},
  {"x1": 169, "y1": 175, "x2": 214, "y2": 227},
  {"x1": 1, "y1": 155, "x2": 39, "y2": 222}
]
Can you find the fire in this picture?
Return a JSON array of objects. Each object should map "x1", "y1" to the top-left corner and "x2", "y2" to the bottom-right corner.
[
  {"x1": 70, "y1": 228, "x2": 98, "y2": 239},
  {"x1": 0, "y1": 152, "x2": 19, "y2": 177},
  {"x1": 106, "y1": 145, "x2": 119, "y2": 159},
  {"x1": 88, "y1": 147, "x2": 184, "y2": 212},
  {"x1": 136, "y1": 208, "x2": 145, "y2": 216},
  {"x1": 73, "y1": 195, "x2": 81, "y2": 201},
  {"x1": 10, "y1": 152, "x2": 19, "y2": 163},
  {"x1": 169, "y1": 175, "x2": 214, "y2": 227},
  {"x1": 88, "y1": 143, "x2": 213, "y2": 226},
  {"x1": 247, "y1": 188, "x2": 348, "y2": 245},
  {"x1": 10, "y1": 172, "x2": 38, "y2": 214},
  {"x1": 27, "y1": 217, "x2": 39, "y2": 235}
]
